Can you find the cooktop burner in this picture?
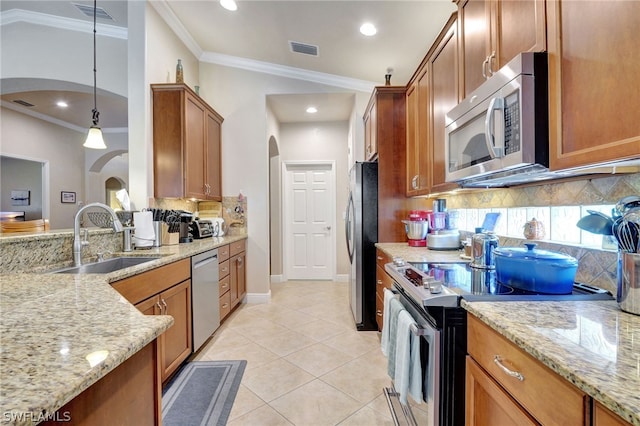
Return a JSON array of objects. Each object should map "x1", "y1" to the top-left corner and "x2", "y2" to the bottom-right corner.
[
  {"x1": 385, "y1": 261, "x2": 613, "y2": 309},
  {"x1": 409, "y1": 261, "x2": 613, "y2": 301}
]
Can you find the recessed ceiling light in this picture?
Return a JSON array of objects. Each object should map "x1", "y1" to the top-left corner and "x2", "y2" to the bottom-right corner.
[
  {"x1": 220, "y1": 0, "x2": 237, "y2": 11},
  {"x1": 56, "y1": 101, "x2": 68, "y2": 108},
  {"x1": 360, "y1": 22, "x2": 377, "y2": 36},
  {"x1": 306, "y1": 106, "x2": 318, "y2": 114}
]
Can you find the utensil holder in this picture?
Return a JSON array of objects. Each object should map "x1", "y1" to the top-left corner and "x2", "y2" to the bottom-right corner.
[
  {"x1": 618, "y1": 252, "x2": 640, "y2": 315},
  {"x1": 153, "y1": 221, "x2": 162, "y2": 247}
]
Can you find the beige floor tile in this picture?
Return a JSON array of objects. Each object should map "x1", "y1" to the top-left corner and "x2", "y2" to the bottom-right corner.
[
  {"x1": 227, "y1": 404, "x2": 294, "y2": 426},
  {"x1": 284, "y1": 342, "x2": 355, "y2": 376},
  {"x1": 269, "y1": 379, "x2": 362, "y2": 426},
  {"x1": 337, "y1": 406, "x2": 395, "y2": 426},
  {"x1": 366, "y1": 393, "x2": 395, "y2": 417},
  {"x1": 322, "y1": 330, "x2": 381, "y2": 358},
  {"x1": 320, "y1": 355, "x2": 392, "y2": 404},
  {"x1": 232, "y1": 321, "x2": 292, "y2": 342},
  {"x1": 241, "y1": 358, "x2": 315, "y2": 402},
  {"x1": 200, "y1": 341, "x2": 279, "y2": 370},
  {"x1": 228, "y1": 384, "x2": 266, "y2": 422},
  {"x1": 253, "y1": 329, "x2": 317, "y2": 357},
  {"x1": 285, "y1": 318, "x2": 354, "y2": 342}
]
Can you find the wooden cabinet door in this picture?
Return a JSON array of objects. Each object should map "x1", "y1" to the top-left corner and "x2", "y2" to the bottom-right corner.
[
  {"x1": 459, "y1": 0, "x2": 490, "y2": 98},
  {"x1": 230, "y1": 252, "x2": 246, "y2": 307},
  {"x1": 205, "y1": 110, "x2": 222, "y2": 201},
  {"x1": 364, "y1": 102, "x2": 377, "y2": 160},
  {"x1": 593, "y1": 401, "x2": 632, "y2": 426},
  {"x1": 491, "y1": 0, "x2": 545, "y2": 73},
  {"x1": 184, "y1": 94, "x2": 206, "y2": 199},
  {"x1": 406, "y1": 81, "x2": 419, "y2": 196},
  {"x1": 429, "y1": 17, "x2": 460, "y2": 193},
  {"x1": 416, "y1": 68, "x2": 431, "y2": 194},
  {"x1": 159, "y1": 280, "x2": 192, "y2": 382},
  {"x1": 547, "y1": 0, "x2": 640, "y2": 170},
  {"x1": 466, "y1": 356, "x2": 539, "y2": 426}
]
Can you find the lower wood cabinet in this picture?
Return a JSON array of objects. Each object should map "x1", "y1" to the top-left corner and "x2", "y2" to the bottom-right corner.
[
  {"x1": 219, "y1": 239, "x2": 247, "y2": 321},
  {"x1": 375, "y1": 249, "x2": 394, "y2": 331},
  {"x1": 466, "y1": 314, "x2": 588, "y2": 426},
  {"x1": 593, "y1": 401, "x2": 632, "y2": 426},
  {"x1": 45, "y1": 342, "x2": 160, "y2": 426},
  {"x1": 112, "y1": 259, "x2": 192, "y2": 384}
]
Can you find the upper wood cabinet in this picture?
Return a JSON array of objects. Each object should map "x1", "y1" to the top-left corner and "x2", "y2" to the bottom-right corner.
[
  {"x1": 364, "y1": 86, "x2": 408, "y2": 242},
  {"x1": 152, "y1": 84, "x2": 224, "y2": 201},
  {"x1": 429, "y1": 14, "x2": 460, "y2": 194},
  {"x1": 406, "y1": 67, "x2": 431, "y2": 196},
  {"x1": 546, "y1": 0, "x2": 640, "y2": 171},
  {"x1": 364, "y1": 101, "x2": 377, "y2": 161},
  {"x1": 457, "y1": 0, "x2": 546, "y2": 97}
]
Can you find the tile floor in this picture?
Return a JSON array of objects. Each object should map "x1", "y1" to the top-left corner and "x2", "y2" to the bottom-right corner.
[{"x1": 193, "y1": 280, "x2": 428, "y2": 425}]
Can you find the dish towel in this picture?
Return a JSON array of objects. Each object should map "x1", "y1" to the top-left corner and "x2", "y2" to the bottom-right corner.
[
  {"x1": 386, "y1": 297, "x2": 404, "y2": 379},
  {"x1": 394, "y1": 310, "x2": 423, "y2": 405},
  {"x1": 381, "y1": 288, "x2": 395, "y2": 357}
]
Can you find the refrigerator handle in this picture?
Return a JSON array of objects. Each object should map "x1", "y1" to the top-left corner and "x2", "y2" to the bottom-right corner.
[{"x1": 345, "y1": 192, "x2": 354, "y2": 263}]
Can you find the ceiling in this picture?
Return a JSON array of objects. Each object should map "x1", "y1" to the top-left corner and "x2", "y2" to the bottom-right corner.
[{"x1": 0, "y1": 0, "x2": 456, "y2": 127}]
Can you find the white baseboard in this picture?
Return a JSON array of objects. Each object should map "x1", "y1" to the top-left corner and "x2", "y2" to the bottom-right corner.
[
  {"x1": 244, "y1": 290, "x2": 271, "y2": 304},
  {"x1": 270, "y1": 274, "x2": 285, "y2": 283},
  {"x1": 334, "y1": 274, "x2": 348, "y2": 282}
]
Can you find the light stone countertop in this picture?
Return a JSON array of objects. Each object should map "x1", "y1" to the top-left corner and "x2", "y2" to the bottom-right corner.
[
  {"x1": 0, "y1": 235, "x2": 246, "y2": 425},
  {"x1": 376, "y1": 242, "x2": 640, "y2": 425}
]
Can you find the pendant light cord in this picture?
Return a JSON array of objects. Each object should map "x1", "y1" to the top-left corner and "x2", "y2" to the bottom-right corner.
[{"x1": 91, "y1": 0, "x2": 100, "y2": 126}]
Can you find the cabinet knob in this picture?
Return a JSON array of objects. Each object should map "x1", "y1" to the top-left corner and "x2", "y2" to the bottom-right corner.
[
  {"x1": 376, "y1": 310, "x2": 383, "y2": 317},
  {"x1": 377, "y1": 280, "x2": 383, "y2": 285},
  {"x1": 161, "y1": 299, "x2": 168, "y2": 314},
  {"x1": 155, "y1": 302, "x2": 162, "y2": 313},
  {"x1": 412, "y1": 175, "x2": 419, "y2": 189},
  {"x1": 487, "y1": 51, "x2": 496, "y2": 76}
]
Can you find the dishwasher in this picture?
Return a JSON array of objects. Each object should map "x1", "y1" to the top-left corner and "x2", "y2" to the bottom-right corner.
[{"x1": 191, "y1": 249, "x2": 220, "y2": 352}]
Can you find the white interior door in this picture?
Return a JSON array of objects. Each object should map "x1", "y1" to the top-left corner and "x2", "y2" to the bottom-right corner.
[{"x1": 283, "y1": 162, "x2": 335, "y2": 280}]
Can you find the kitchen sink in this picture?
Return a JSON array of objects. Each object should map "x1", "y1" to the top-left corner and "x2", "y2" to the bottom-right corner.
[{"x1": 51, "y1": 257, "x2": 161, "y2": 274}]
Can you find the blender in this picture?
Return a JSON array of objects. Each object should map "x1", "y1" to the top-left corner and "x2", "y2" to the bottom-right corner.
[{"x1": 427, "y1": 199, "x2": 461, "y2": 250}]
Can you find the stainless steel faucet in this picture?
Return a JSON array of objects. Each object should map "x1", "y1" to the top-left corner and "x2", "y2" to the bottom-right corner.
[{"x1": 73, "y1": 203, "x2": 123, "y2": 266}]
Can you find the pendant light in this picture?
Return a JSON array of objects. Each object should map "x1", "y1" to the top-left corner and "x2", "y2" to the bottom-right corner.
[{"x1": 83, "y1": 0, "x2": 107, "y2": 149}]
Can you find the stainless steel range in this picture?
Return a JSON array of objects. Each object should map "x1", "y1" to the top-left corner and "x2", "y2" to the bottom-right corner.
[{"x1": 383, "y1": 259, "x2": 613, "y2": 426}]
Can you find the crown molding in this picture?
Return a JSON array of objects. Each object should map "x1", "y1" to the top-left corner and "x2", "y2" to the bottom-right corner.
[
  {"x1": 0, "y1": 9, "x2": 127, "y2": 39},
  {"x1": 200, "y1": 51, "x2": 376, "y2": 93},
  {"x1": 151, "y1": 0, "x2": 375, "y2": 93},
  {"x1": 1, "y1": 100, "x2": 128, "y2": 134},
  {"x1": 149, "y1": 1, "x2": 203, "y2": 59}
]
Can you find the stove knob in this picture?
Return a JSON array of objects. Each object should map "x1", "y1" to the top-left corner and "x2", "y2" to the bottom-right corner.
[
  {"x1": 422, "y1": 276, "x2": 436, "y2": 288},
  {"x1": 393, "y1": 257, "x2": 405, "y2": 266},
  {"x1": 430, "y1": 283, "x2": 443, "y2": 294}
]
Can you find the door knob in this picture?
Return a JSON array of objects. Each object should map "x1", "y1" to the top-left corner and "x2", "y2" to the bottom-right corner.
[{"x1": 325, "y1": 226, "x2": 332, "y2": 231}]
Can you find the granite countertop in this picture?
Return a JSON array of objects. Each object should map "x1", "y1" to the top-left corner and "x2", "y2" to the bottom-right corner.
[
  {"x1": 0, "y1": 235, "x2": 246, "y2": 425},
  {"x1": 376, "y1": 242, "x2": 640, "y2": 425}
]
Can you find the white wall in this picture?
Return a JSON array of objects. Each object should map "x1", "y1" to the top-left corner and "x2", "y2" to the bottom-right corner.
[
  {"x1": 1, "y1": 157, "x2": 42, "y2": 220},
  {"x1": 1, "y1": 108, "x2": 84, "y2": 229},
  {"x1": 278, "y1": 121, "x2": 351, "y2": 277},
  {"x1": 198, "y1": 62, "x2": 370, "y2": 297}
]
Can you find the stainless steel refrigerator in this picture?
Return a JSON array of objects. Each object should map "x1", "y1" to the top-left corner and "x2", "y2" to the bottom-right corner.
[{"x1": 345, "y1": 161, "x2": 378, "y2": 331}]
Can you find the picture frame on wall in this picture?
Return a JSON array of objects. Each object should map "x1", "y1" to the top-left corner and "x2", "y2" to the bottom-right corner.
[
  {"x1": 10, "y1": 190, "x2": 30, "y2": 206},
  {"x1": 61, "y1": 191, "x2": 76, "y2": 204}
]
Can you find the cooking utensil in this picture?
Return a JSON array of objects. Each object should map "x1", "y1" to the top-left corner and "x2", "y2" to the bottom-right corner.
[
  {"x1": 576, "y1": 211, "x2": 614, "y2": 235},
  {"x1": 614, "y1": 195, "x2": 640, "y2": 218},
  {"x1": 614, "y1": 216, "x2": 640, "y2": 253},
  {"x1": 493, "y1": 243, "x2": 578, "y2": 294}
]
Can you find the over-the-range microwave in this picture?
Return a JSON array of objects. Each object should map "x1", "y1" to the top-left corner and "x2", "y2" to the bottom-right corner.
[{"x1": 445, "y1": 52, "x2": 549, "y2": 187}]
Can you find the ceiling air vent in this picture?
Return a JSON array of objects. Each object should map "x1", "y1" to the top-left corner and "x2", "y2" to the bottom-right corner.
[
  {"x1": 73, "y1": 3, "x2": 115, "y2": 21},
  {"x1": 289, "y1": 41, "x2": 319, "y2": 57},
  {"x1": 13, "y1": 100, "x2": 35, "y2": 108}
]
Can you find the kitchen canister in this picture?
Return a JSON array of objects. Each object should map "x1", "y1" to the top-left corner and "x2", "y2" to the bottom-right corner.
[{"x1": 618, "y1": 252, "x2": 640, "y2": 315}]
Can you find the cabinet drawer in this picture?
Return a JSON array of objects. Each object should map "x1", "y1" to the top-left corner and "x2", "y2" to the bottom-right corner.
[
  {"x1": 376, "y1": 248, "x2": 392, "y2": 269},
  {"x1": 219, "y1": 274, "x2": 230, "y2": 295},
  {"x1": 230, "y1": 239, "x2": 246, "y2": 257},
  {"x1": 467, "y1": 314, "x2": 588, "y2": 426},
  {"x1": 376, "y1": 264, "x2": 394, "y2": 295},
  {"x1": 218, "y1": 244, "x2": 230, "y2": 262},
  {"x1": 112, "y1": 259, "x2": 190, "y2": 305},
  {"x1": 219, "y1": 291, "x2": 231, "y2": 320},
  {"x1": 219, "y1": 260, "x2": 230, "y2": 278}
]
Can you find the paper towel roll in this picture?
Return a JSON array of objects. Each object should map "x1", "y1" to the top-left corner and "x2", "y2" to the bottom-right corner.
[{"x1": 133, "y1": 211, "x2": 155, "y2": 248}]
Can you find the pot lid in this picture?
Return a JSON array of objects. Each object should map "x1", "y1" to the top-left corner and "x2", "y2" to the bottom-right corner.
[{"x1": 494, "y1": 243, "x2": 578, "y2": 265}]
